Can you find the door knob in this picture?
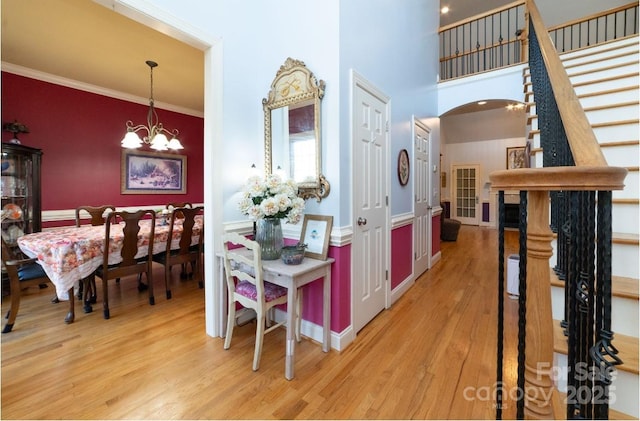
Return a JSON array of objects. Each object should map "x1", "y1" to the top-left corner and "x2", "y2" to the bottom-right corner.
[{"x1": 357, "y1": 217, "x2": 367, "y2": 226}]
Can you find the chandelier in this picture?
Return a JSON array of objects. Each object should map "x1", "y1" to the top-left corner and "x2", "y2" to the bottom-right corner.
[{"x1": 120, "y1": 60, "x2": 183, "y2": 151}]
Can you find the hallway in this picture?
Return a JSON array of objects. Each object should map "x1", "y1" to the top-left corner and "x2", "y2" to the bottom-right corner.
[{"x1": 1, "y1": 226, "x2": 522, "y2": 419}]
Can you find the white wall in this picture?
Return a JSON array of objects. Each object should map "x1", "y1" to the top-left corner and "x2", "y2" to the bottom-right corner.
[
  {"x1": 338, "y1": 1, "x2": 441, "y2": 218},
  {"x1": 143, "y1": 0, "x2": 441, "y2": 226},
  {"x1": 442, "y1": 137, "x2": 525, "y2": 203}
]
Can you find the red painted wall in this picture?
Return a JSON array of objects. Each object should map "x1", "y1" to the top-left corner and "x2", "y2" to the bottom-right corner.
[
  {"x1": 1, "y1": 72, "x2": 204, "y2": 219},
  {"x1": 391, "y1": 224, "x2": 413, "y2": 289}
]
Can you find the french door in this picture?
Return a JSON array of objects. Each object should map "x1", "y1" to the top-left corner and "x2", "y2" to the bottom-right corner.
[{"x1": 452, "y1": 164, "x2": 480, "y2": 225}]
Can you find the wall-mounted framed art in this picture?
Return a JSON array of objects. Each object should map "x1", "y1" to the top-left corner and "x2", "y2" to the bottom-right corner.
[
  {"x1": 506, "y1": 146, "x2": 526, "y2": 170},
  {"x1": 121, "y1": 150, "x2": 186, "y2": 194}
]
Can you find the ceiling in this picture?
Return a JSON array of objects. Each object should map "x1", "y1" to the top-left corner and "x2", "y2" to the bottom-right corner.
[
  {"x1": 439, "y1": 0, "x2": 516, "y2": 27},
  {"x1": 1, "y1": 0, "x2": 204, "y2": 114},
  {"x1": 2, "y1": 0, "x2": 518, "y2": 122}
]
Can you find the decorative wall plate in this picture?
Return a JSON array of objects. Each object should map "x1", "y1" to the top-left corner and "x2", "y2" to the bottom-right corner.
[{"x1": 397, "y1": 149, "x2": 410, "y2": 186}]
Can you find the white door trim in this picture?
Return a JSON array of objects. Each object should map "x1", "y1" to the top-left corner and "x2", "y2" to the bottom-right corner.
[{"x1": 105, "y1": 0, "x2": 223, "y2": 338}]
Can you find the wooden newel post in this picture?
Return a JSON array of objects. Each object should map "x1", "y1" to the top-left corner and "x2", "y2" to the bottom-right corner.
[{"x1": 524, "y1": 191, "x2": 556, "y2": 419}]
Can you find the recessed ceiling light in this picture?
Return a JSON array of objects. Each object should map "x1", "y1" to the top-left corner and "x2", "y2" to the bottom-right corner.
[
  {"x1": 441, "y1": 6, "x2": 450, "y2": 14},
  {"x1": 477, "y1": 101, "x2": 487, "y2": 105}
]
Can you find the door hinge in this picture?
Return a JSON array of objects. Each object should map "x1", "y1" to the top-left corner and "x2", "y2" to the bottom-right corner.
[
  {"x1": 386, "y1": 196, "x2": 389, "y2": 206},
  {"x1": 386, "y1": 120, "x2": 389, "y2": 132},
  {"x1": 385, "y1": 270, "x2": 388, "y2": 280}
]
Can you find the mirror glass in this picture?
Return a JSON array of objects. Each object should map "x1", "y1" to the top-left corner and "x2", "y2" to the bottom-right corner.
[{"x1": 264, "y1": 58, "x2": 330, "y2": 201}]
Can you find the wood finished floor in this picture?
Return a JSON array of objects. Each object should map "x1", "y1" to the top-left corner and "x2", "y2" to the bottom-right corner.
[{"x1": 1, "y1": 226, "x2": 524, "y2": 419}]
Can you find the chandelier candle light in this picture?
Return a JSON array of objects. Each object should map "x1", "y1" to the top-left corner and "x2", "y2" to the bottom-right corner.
[{"x1": 121, "y1": 60, "x2": 183, "y2": 151}]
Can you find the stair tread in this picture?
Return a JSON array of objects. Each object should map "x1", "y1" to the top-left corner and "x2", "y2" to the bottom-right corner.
[
  {"x1": 554, "y1": 319, "x2": 639, "y2": 375},
  {"x1": 550, "y1": 267, "x2": 639, "y2": 300},
  {"x1": 554, "y1": 391, "x2": 637, "y2": 419},
  {"x1": 613, "y1": 232, "x2": 640, "y2": 245}
]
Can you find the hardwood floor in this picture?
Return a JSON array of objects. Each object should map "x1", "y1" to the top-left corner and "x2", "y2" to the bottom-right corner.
[{"x1": 2, "y1": 226, "x2": 523, "y2": 419}]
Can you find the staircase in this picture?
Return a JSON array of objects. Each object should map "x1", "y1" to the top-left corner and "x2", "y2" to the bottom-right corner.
[{"x1": 525, "y1": 35, "x2": 640, "y2": 418}]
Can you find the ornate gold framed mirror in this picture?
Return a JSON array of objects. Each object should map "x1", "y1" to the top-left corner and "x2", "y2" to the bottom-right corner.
[{"x1": 263, "y1": 57, "x2": 330, "y2": 202}]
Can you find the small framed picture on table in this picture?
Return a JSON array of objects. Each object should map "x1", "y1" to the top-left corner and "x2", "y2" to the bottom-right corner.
[{"x1": 300, "y1": 214, "x2": 333, "y2": 260}]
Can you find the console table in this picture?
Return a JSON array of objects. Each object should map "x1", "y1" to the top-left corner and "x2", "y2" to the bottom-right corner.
[{"x1": 218, "y1": 250, "x2": 333, "y2": 380}]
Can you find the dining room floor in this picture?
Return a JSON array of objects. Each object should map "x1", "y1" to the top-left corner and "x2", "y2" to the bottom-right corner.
[{"x1": 2, "y1": 226, "x2": 526, "y2": 419}]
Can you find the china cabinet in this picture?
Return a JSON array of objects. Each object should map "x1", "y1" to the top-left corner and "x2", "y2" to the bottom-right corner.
[{"x1": 1, "y1": 143, "x2": 42, "y2": 288}]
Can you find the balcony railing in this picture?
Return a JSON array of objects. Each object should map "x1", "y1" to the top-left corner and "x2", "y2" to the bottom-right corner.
[{"x1": 439, "y1": 1, "x2": 639, "y2": 81}]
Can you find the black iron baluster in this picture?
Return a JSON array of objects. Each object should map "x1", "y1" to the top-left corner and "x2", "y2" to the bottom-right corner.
[
  {"x1": 591, "y1": 191, "x2": 623, "y2": 419},
  {"x1": 516, "y1": 191, "x2": 528, "y2": 420},
  {"x1": 566, "y1": 191, "x2": 579, "y2": 419},
  {"x1": 496, "y1": 191, "x2": 506, "y2": 420}
]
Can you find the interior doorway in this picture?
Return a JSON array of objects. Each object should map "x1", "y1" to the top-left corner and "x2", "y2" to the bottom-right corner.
[
  {"x1": 351, "y1": 71, "x2": 390, "y2": 334},
  {"x1": 451, "y1": 164, "x2": 480, "y2": 225},
  {"x1": 413, "y1": 118, "x2": 431, "y2": 277},
  {"x1": 110, "y1": 0, "x2": 222, "y2": 337}
]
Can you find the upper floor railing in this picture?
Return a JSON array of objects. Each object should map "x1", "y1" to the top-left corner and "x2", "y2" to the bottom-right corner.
[
  {"x1": 439, "y1": 1, "x2": 639, "y2": 81},
  {"x1": 548, "y1": 3, "x2": 639, "y2": 53}
]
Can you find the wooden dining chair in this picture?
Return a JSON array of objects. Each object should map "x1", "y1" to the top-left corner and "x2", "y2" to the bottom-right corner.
[
  {"x1": 1, "y1": 238, "x2": 75, "y2": 333},
  {"x1": 75, "y1": 205, "x2": 116, "y2": 227},
  {"x1": 95, "y1": 209, "x2": 156, "y2": 319},
  {"x1": 74, "y1": 205, "x2": 116, "y2": 308},
  {"x1": 165, "y1": 202, "x2": 193, "y2": 211},
  {"x1": 152, "y1": 206, "x2": 204, "y2": 299},
  {"x1": 222, "y1": 232, "x2": 300, "y2": 371}
]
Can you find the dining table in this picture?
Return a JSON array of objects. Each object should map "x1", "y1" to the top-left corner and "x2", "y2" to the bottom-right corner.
[{"x1": 17, "y1": 215, "x2": 203, "y2": 304}]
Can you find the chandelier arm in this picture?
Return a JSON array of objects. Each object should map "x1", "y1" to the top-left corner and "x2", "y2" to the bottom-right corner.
[{"x1": 121, "y1": 60, "x2": 182, "y2": 150}]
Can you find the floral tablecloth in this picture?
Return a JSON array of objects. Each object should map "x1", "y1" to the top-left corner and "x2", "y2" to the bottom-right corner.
[{"x1": 17, "y1": 216, "x2": 203, "y2": 300}]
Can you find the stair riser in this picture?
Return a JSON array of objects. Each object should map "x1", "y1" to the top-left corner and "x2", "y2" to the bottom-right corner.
[
  {"x1": 573, "y1": 76, "x2": 640, "y2": 96},
  {"x1": 551, "y1": 286, "x2": 638, "y2": 337},
  {"x1": 563, "y1": 52, "x2": 640, "y2": 73},
  {"x1": 602, "y1": 143, "x2": 639, "y2": 168},
  {"x1": 592, "y1": 123, "x2": 640, "y2": 144},
  {"x1": 522, "y1": 87, "x2": 638, "y2": 107},
  {"x1": 614, "y1": 171, "x2": 639, "y2": 201},
  {"x1": 528, "y1": 132, "x2": 638, "y2": 162},
  {"x1": 583, "y1": 103, "x2": 640, "y2": 125},
  {"x1": 550, "y1": 239, "x2": 639, "y2": 280},
  {"x1": 529, "y1": 104, "x2": 639, "y2": 130},
  {"x1": 569, "y1": 62, "x2": 640, "y2": 84},
  {"x1": 560, "y1": 42, "x2": 640, "y2": 63},
  {"x1": 612, "y1": 242, "x2": 640, "y2": 279},
  {"x1": 612, "y1": 204, "x2": 640, "y2": 235},
  {"x1": 553, "y1": 353, "x2": 639, "y2": 418},
  {"x1": 578, "y1": 88, "x2": 640, "y2": 108},
  {"x1": 524, "y1": 60, "x2": 640, "y2": 84}
]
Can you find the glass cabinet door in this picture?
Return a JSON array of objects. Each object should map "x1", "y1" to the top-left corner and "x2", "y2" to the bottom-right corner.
[{"x1": 1, "y1": 142, "x2": 42, "y2": 256}]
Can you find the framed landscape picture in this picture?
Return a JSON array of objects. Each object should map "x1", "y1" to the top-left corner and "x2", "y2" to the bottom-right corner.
[{"x1": 121, "y1": 150, "x2": 186, "y2": 194}]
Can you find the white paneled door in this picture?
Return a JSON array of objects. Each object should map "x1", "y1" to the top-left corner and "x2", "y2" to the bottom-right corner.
[
  {"x1": 414, "y1": 119, "x2": 431, "y2": 277},
  {"x1": 452, "y1": 164, "x2": 480, "y2": 225},
  {"x1": 352, "y1": 72, "x2": 389, "y2": 334}
]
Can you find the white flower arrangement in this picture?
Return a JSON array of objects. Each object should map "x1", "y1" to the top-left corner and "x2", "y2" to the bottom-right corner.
[{"x1": 238, "y1": 174, "x2": 305, "y2": 224}]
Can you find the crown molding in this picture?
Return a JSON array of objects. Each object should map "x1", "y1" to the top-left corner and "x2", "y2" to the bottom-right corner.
[{"x1": 1, "y1": 61, "x2": 203, "y2": 118}]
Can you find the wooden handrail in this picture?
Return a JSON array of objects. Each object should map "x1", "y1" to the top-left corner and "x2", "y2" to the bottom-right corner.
[
  {"x1": 527, "y1": 0, "x2": 608, "y2": 167},
  {"x1": 546, "y1": 2, "x2": 638, "y2": 33},
  {"x1": 490, "y1": 166, "x2": 627, "y2": 192}
]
